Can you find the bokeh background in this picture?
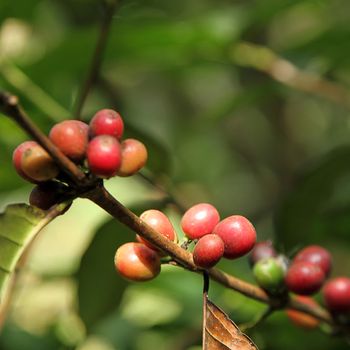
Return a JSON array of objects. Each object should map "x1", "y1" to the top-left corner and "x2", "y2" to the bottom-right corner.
[{"x1": 1, "y1": 0, "x2": 350, "y2": 349}]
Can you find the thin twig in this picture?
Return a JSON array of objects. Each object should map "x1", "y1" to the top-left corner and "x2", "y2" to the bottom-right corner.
[
  {"x1": 74, "y1": 0, "x2": 119, "y2": 118},
  {"x1": 202, "y1": 271, "x2": 209, "y2": 348},
  {"x1": 138, "y1": 171, "x2": 187, "y2": 213},
  {"x1": 0, "y1": 92, "x2": 86, "y2": 185},
  {"x1": 231, "y1": 42, "x2": 350, "y2": 109},
  {"x1": 203, "y1": 271, "x2": 210, "y2": 295}
]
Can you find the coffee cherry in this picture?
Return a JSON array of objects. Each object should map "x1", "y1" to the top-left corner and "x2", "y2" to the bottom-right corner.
[
  {"x1": 181, "y1": 203, "x2": 220, "y2": 240},
  {"x1": 21, "y1": 144, "x2": 59, "y2": 182},
  {"x1": 323, "y1": 277, "x2": 350, "y2": 313},
  {"x1": 89, "y1": 109, "x2": 124, "y2": 139},
  {"x1": 285, "y1": 262, "x2": 325, "y2": 295},
  {"x1": 253, "y1": 257, "x2": 285, "y2": 295},
  {"x1": 117, "y1": 138, "x2": 148, "y2": 177},
  {"x1": 49, "y1": 120, "x2": 89, "y2": 161},
  {"x1": 87, "y1": 135, "x2": 122, "y2": 178},
  {"x1": 136, "y1": 209, "x2": 177, "y2": 253},
  {"x1": 193, "y1": 234, "x2": 224, "y2": 269},
  {"x1": 12, "y1": 141, "x2": 38, "y2": 182},
  {"x1": 249, "y1": 240, "x2": 277, "y2": 266},
  {"x1": 29, "y1": 182, "x2": 65, "y2": 210},
  {"x1": 114, "y1": 242, "x2": 161, "y2": 281},
  {"x1": 275, "y1": 254, "x2": 290, "y2": 274},
  {"x1": 212, "y1": 215, "x2": 256, "y2": 259},
  {"x1": 286, "y1": 296, "x2": 320, "y2": 329},
  {"x1": 293, "y1": 245, "x2": 332, "y2": 277}
]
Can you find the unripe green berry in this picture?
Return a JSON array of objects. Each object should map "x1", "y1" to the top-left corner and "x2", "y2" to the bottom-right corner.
[{"x1": 253, "y1": 257, "x2": 286, "y2": 295}]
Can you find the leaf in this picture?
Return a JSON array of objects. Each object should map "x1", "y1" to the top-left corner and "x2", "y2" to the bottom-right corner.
[
  {"x1": 0, "y1": 203, "x2": 67, "y2": 301},
  {"x1": 76, "y1": 219, "x2": 129, "y2": 332},
  {"x1": 203, "y1": 295, "x2": 258, "y2": 350},
  {"x1": 275, "y1": 147, "x2": 350, "y2": 248},
  {"x1": 77, "y1": 201, "x2": 166, "y2": 332}
]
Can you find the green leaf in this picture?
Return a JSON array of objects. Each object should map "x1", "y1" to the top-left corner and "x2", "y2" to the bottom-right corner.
[
  {"x1": 275, "y1": 147, "x2": 350, "y2": 249},
  {"x1": 0, "y1": 203, "x2": 67, "y2": 301},
  {"x1": 76, "y1": 219, "x2": 130, "y2": 333},
  {"x1": 77, "y1": 201, "x2": 166, "y2": 332}
]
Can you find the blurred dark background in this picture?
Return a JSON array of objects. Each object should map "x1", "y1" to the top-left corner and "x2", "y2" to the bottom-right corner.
[{"x1": 1, "y1": 0, "x2": 350, "y2": 349}]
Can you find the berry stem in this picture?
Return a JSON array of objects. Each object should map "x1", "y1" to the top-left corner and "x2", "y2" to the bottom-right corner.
[
  {"x1": 0, "y1": 92, "x2": 87, "y2": 185},
  {"x1": 203, "y1": 271, "x2": 209, "y2": 295},
  {"x1": 74, "y1": 0, "x2": 120, "y2": 118}
]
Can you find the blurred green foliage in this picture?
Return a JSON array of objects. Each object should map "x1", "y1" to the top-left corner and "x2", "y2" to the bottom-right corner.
[{"x1": 1, "y1": 0, "x2": 350, "y2": 349}]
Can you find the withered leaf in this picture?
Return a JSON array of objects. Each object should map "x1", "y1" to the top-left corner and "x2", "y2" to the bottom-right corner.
[{"x1": 203, "y1": 295, "x2": 259, "y2": 350}]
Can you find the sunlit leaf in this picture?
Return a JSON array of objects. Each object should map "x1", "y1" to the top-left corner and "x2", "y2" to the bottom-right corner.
[
  {"x1": 203, "y1": 295, "x2": 258, "y2": 350},
  {"x1": 0, "y1": 203, "x2": 67, "y2": 301}
]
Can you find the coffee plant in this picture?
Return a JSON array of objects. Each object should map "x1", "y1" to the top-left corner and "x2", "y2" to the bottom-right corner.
[{"x1": 0, "y1": 1, "x2": 350, "y2": 349}]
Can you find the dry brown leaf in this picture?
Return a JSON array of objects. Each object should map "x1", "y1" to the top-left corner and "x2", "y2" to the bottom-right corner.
[{"x1": 203, "y1": 295, "x2": 259, "y2": 350}]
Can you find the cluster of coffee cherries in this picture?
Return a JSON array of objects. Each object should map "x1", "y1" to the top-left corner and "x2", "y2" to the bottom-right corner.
[
  {"x1": 12, "y1": 109, "x2": 148, "y2": 209},
  {"x1": 249, "y1": 241, "x2": 350, "y2": 328},
  {"x1": 114, "y1": 203, "x2": 257, "y2": 280}
]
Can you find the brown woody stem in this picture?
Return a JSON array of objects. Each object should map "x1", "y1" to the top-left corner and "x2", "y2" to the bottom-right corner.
[
  {"x1": 0, "y1": 92, "x2": 86, "y2": 185},
  {"x1": 83, "y1": 185, "x2": 196, "y2": 270},
  {"x1": 83, "y1": 185, "x2": 337, "y2": 328}
]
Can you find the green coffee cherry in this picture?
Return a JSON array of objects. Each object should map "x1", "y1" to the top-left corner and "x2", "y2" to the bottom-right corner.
[{"x1": 253, "y1": 257, "x2": 285, "y2": 295}]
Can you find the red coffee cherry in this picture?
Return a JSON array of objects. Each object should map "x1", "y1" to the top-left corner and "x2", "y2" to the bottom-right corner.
[
  {"x1": 49, "y1": 120, "x2": 89, "y2": 161},
  {"x1": 89, "y1": 109, "x2": 124, "y2": 139},
  {"x1": 285, "y1": 262, "x2": 325, "y2": 295},
  {"x1": 136, "y1": 209, "x2": 177, "y2": 253},
  {"x1": 117, "y1": 138, "x2": 148, "y2": 177},
  {"x1": 87, "y1": 135, "x2": 122, "y2": 178},
  {"x1": 21, "y1": 144, "x2": 59, "y2": 182},
  {"x1": 12, "y1": 141, "x2": 38, "y2": 182},
  {"x1": 114, "y1": 242, "x2": 161, "y2": 281},
  {"x1": 323, "y1": 277, "x2": 350, "y2": 313},
  {"x1": 293, "y1": 245, "x2": 332, "y2": 277},
  {"x1": 181, "y1": 203, "x2": 220, "y2": 240},
  {"x1": 249, "y1": 240, "x2": 277, "y2": 266},
  {"x1": 29, "y1": 182, "x2": 65, "y2": 210},
  {"x1": 212, "y1": 215, "x2": 256, "y2": 259},
  {"x1": 193, "y1": 234, "x2": 224, "y2": 269},
  {"x1": 286, "y1": 296, "x2": 320, "y2": 329}
]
